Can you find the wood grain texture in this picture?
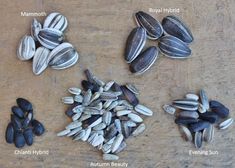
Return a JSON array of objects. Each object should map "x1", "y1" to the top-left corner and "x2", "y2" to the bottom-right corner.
[{"x1": 0, "y1": 0, "x2": 234, "y2": 167}]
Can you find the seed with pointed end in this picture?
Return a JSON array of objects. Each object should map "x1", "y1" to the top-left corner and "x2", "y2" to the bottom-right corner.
[
  {"x1": 126, "y1": 83, "x2": 139, "y2": 95},
  {"x1": 73, "y1": 130, "x2": 86, "y2": 141},
  {"x1": 57, "y1": 129, "x2": 70, "y2": 136},
  {"x1": 104, "y1": 81, "x2": 115, "y2": 91},
  {"x1": 5, "y1": 122, "x2": 14, "y2": 143},
  {"x1": 105, "y1": 124, "x2": 118, "y2": 140},
  {"x1": 194, "y1": 131, "x2": 202, "y2": 149},
  {"x1": 199, "y1": 89, "x2": 209, "y2": 111},
  {"x1": 128, "y1": 113, "x2": 143, "y2": 123},
  {"x1": 68, "y1": 87, "x2": 81, "y2": 95},
  {"x1": 125, "y1": 27, "x2": 146, "y2": 63},
  {"x1": 23, "y1": 128, "x2": 33, "y2": 146},
  {"x1": 158, "y1": 35, "x2": 191, "y2": 59},
  {"x1": 173, "y1": 104, "x2": 198, "y2": 111},
  {"x1": 43, "y1": 12, "x2": 68, "y2": 32},
  {"x1": 81, "y1": 128, "x2": 92, "y2": 141},
  {"x1": 189, "y1": 121, "x2": 210, "y2": 132},
  {"x1": 31, "y1": 18, "x2": 42, "y2": 41},
  {"x1": 11, "y1": 114, "x2": 22, "y2": 130},
  {"x1": 132, "y1": 123, "x2": 146, "y2": 136},
  {"x1": 17, "y1": 35, "x2": 35, "y2": 61},
  {"x1": 134, "y1": 104, "x2": 153, "y2": 116},
  {"x1": 11, "y1": 106, "x2": 24, "y2": 118},
  {"x1": 48, "y1": 42, "x2": 79, "y2": 70},
  {"x1": 32, "y1": 47, "x2": 50, "y2": 75},
  {"x1": 175, "y1": 117, "x2": 198, "y2": 125},
  {"x1": 16, "y1": 98, "x2": 33, "y2": 112},
  {"x1": 65, "y1": 121, "x2": 82, "y2": 130},
  {"x1": 162, "y1": 15, "x2": 194, "y2": 43},
  {"x1": 92, "y1": 135, "x2": 104, "y2": 147},
  {"x1": 162, "y1": 104, "x2": 176, "y2": 115},
  {"x1": 14, "y1": 131, "x2": 25, "y2": 148},
  {"x1": 179, "y1": 125, "x2": 192, "y2": 141},
  {"x1": 219, "y1": 118, "x2": 233, "y2": 130},
  {"x1": 103, "y1": 111, "x2": 112, "y2": 126},
  {"x1": 103, "y1": 154, "x2": 119, "y2": 161},
  {"x1": 111, "y1": 133, "x2": 124, "y2": 153},
  {"x1": 130, "y1": 46, "x2": 159, "y2": 75},
  {"x1": 38, "y1": 28, "x2": 64, "y2": 49},
  {"x1": 210, "y1": 100, "x2": 229, "y2": 118},
  {"x1": 32, "y1": 119, "x2": 45, "y2": 136},
  {"x1": 135, "y1": 11, "x2": 163, "y2": 40},
  {"x1": 199, "y1": 112, "x2": 219, "y2": 124},
  {"x1": 120, "y1": 86, "x2": 139, "y2": 106},
  {"x1": 202, "y1": 124, "x2": 214, "y2": 143}
]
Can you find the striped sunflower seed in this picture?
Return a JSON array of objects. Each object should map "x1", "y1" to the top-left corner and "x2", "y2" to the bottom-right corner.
[
  {"x1": 173, "y1": 99, "x2": 199, "y2": 106},
  {"x1": 43, "y1": 12, "x2": 68, "y2": 32},
  {"x1": 104, "y1": 81, "x2": 115, "y2": 91},
  {"x1": 111, "y1": 133, "x2": 124, "y2": 153},
  {"x1": 219, "y1": 118, "x2": 233, "y2": 130},
  {"x1": 88, "y1": 117, "x2": 102, "y2": 128},
  {"x1": 194, "y1": 131, "x2": 203, "y2": 149},
  {"x1": 82, "y1": 89, "x2": 92, "y2": 106},
  {"x1": 125, "y1": 83, "x2": 139, "y2": 95},
  {"x1": 92, "y1": 135, "x2": 104, "y2": 147},
  {"x1": 81, "y1": 128, "x2": 92, "y2": 141},
  {"x1": 126, "y1": 120, "x2": 137, "y2": 127},
  {"x1": 32, "y1": 47, "x2": 50, "y2": 75},
  {"x1": 62, "y1": 96, "x2": 74, "y2": 104},
  {"x1": 68, "y1": 87, "x2": 81, "y2": 95},
  {"x1": 199, "y1": 89, "x2": 209, "y2": 111},
  {"x1": 185, "y1": 93, "x2": 199, "y2": 101},
  {"x1": 116, "y1": 110, "x2": 132, "y2": 117},
  {"x1": 114, "y1": 141, "x2": 127, "y2": 154},
  {"x1": 178, "y1": 111, "x2": 199, "y2": 119},
  {"x1": 162, "y1": 104, "x2": 176, "y2": 115},
  {"x1": 17, "y1": 35, "x2": 35, "y2": 61},
  {"x1": 57, "y1": 129, "x2": 70, "y2": 137},
  {"x1": 132, "y1": 123, "x2": 146, "y2": 136},
  {"x1": 202, "y1": 124, "x2": 214, "y2": 143},
  {"x1": 72, "y1": 112, "x2": 82, "y2": 121},
  {"x1": 124, "y1": 27, "x2": 146, "y2": 63},
  {"x1": 31, "y1": 18, "x2": 42, "y2": 41},
  {"x1": 93, "y1": 123, "x2": 106, "y2": 131},
  {"x1": 73, "y1": 129, "x2": 86, "y2": 141},
  {"x1": 179, "y1": 125, "x2": 192, "y2": 141},
  {"x1": 67, "y1": 127, "x2": 82, "y2": 137},
  {"x1": 74, "y1": 95, "x2": 83, "y2": 103},
  {"x1": 65, "y1": 121, "x2": 82, "y2": 130},
  {"x1": 102, "y1": 111, "x2": 112, "y2": 126},
  {"x1": 134, "y1": 104, "x2": 153, "y2": 116},
  {"x1": 128, "y1": 113, "x2": 143, "y2": 123}
]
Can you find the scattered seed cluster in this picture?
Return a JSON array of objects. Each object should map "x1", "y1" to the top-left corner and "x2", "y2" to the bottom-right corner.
[
  {"x1": 17, "y1": 12, "x2": 79, "y2": 75},
  {"x1": 125, "y1": 11, "x2": 194, "y2": 75},
  {"x1": 57, "y1": 69, "x2": 153, "y2": 160},
  {"x1": 5, "y1": 98, "x2": 45, "y2": 148},
  {"x1": 163, "y1": 89, "x2": 233, "y2": 148}
]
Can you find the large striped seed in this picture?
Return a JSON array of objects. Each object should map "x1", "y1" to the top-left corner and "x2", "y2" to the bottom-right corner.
[
  {"x1": 111, "y1": 133, "x2": 124, "y2": 153},
  {"x1": 199, "y1": 89, "x2": 209, "y2": 111},
  {"x1": 116, "y1": 110, "x2": 132, "y2": 117},
  {"x1": 173, "y1": 104, "x2": 198, "y2": 111},
  {"x1": 126, "y1": 83, "x2": 139, "y2": 95},
  {"x1": 103, "y1": 154, "x2": 119, "y2": 161},
  {"x1": 178, "y1": 111, "x2": 199, "y2": 119},
  {"x1": 128, "y1": 113, "x2": 143, "y2": 123},
  {"x1": 120, "y1": 86, "x2": 139, "y2": 106},
  {"x1": 179, "y1": 125, "x2": 192, "y2": 141},
  {"x1": 68, "y1": 87, "x2": 81, "y2": 95},
  {"x1": 162, "y1": 15, "x2": 194, "y2": 43},
  {"x1": 100, "y1": 92, "x2": 118, "y2": 101},
  {"x1": 198, "y1": 103, "x2": 206, "y2": 113},
  {"x1": 43, "y1": 12, "x2": 68, "y2": 32},
  {"x1": 173, "y1": 99, "x2": 199, "y2": 106},
  {"x1": 158, "y1": 35, "x2": 191, "y2": 59},
  {"x1": 219, "y1": 118, "x2": 233, "y2": 130},
  {"x1": 135, "y1": 11, "x2": 163, "y2": 40},
  {"x1": 38, "y1": 28, "x2": 64, "y2": 49},
  {"x1": 32, "y1": 47, "x2": 50, "y2": 75},
  {"x1": 130, "y1": 46, "x2": 159, "y2": 75},
  {"x1": 48, "y1": 42, "x2": 79, "y2": 70},
  {"x1": 194, "y1": 131, "x2": 202, "y2": 149},
  {"x1": 202, "y1": 124, "x2": 214, "y2": 142},
  {"x1": 31, "y1": 18, "x2": 42, "y2": 41},
  {"x1": 17, "y1": 35, "x2": 35, "y2": 61},
  {"x1": 125, "y1": 27, "x2": 146, "y2": 63},
  {"x1": 189, "y1": 121, "x2": 210, "y2": 132},
  {"x1": 134, "y1": 104, "x2": 153, "y2": 116},
  {"x1": 132, "y1": 123, "x2": 146, "y2": 136}
]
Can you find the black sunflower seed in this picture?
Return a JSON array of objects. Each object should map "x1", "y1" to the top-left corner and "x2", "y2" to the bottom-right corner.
[
  {"x1": 120, "y1": 86, "x2": 139, "y2": 106},
  {"x1": 14, "y1": 131, "x2": 25, "y2": 148},
  {"x1": 11, "y1": 114, "x2": 22, "y2": 130},
  {"x1": 199, "y1": 112, "x2": 219, "y2": 124},
  {"x1": 11, "y1": 106, "x2": 25, "y2": 118},
  {"x1": 23, "y1": 128, "x2": 34, "y2": 146},
  {"x1": 5, "y1": 122, "x2": 14, "y2": 144},
  {"x1": 32, "y1": 119, "x2": 45, "y2": 136},
  {"x1": 16, "y1": 98, "x2": 33, "y2": 112},
  {"x1": 175, "y1": 117, "x2": 198, "y2": 125},
  {"x1": 189, "y1": 121, "x2": 210, "y2": 132}
]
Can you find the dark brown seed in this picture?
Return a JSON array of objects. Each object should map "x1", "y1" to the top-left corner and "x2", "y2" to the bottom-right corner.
[
  {"x1": 11, "y1": 106, "x2": 25, "y2": 118},
  {"x1": 14, "y1": 131, "x2": 25, "y2": 148},
  {"x1": 23, "y1": 128, "x2": 34, "y2": 146},
  {"x1": 125, "y1": 27, "x2": 146, "y2": 63},
  {"x1": 5, "y1": 122, "x2": 14, "y2": 144},
  {"x1": 120, "y1": 86, "x2": 139, "y2": 106},
  {"x1": 16, "y1": 98, "x2": 33, "y2": 112},
  {"x1": 130, "y1": 46, "x2": 158, "y2": 75}
]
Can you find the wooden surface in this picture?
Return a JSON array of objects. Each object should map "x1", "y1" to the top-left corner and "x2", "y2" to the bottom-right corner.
[{"x1": 0, "y1": 0, "x2": 235, "y2": 168}]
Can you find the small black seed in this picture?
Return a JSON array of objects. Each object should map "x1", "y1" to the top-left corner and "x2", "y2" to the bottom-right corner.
[
  {"x1": 199, "y1": 112, "x2": 219, "y2": 124},
  {"x1": 5, "y1": 122, "x2": 14, "y2": 144},
  {"x1": 32, "y1": 120, "x2": 45, "y2": 136},
  {"x1": 175, "y1": 117, "x2": 198, "y2": 125},
  {"x1": 14, "y1": 131, "x2": 25, "y2": 148},
  {"x1": 11, "y1": 106, "x2": 25, "y2": 118},
  {"x1": 11, "y1": 114, "x2": 22, "y2": 130},
  {"x1": 23, "y1": 128, "x2": 34, "y2": 146},
  {"x1": 16, "y1": 98, "x2": 33, "y2": 112},
  {"x1": 189, "y1": 121, "x2": 210, "y2": 132},
  {"x1": 81, "y1": 80, "x2": 94, "y2": 91}
]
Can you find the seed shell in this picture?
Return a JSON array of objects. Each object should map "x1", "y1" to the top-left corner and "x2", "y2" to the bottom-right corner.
[
  {"x1": 162, "y1": 104, "x2": 176, "y2": 115},
  {"x1": 219, "y1": 118, "x2": 233, "y2": 130},
  {"x1": 111, "y1": 133, "x2": 124, "y2": 153},
  {"x1": 31, "y1": 18, "x2": 42, "y2": 41}
]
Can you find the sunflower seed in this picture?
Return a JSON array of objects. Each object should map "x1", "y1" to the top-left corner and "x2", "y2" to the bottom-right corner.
[
  {"x1": 73, "y1": 129, "x2": 86, "y2": 141},
  {"x1": 173, "y1": 104, "x2": 198, "y2": 111},
  {"x1": 107, "y1": 101, "x2": 119, "y2": 111},
  {"x1": 111, "y1": 133, "x2": 124, "y2": 153},
  {"x1": 134, "y1": 104, "x2": 153, "y2": 116},
  {"x1": 103, "y1": 111, "x2": 112, "y2": 126},
  {"x1": 92, "y1": 135, "x2": 104, "y2": 147},
  {"x1": 88, "y1": 117, "x2": 102, "y2": 128},
  {"x1": 17, "y1": 35, "x2": 35, "y2": 61},
  {"x1": 202, "y1": 124, "x2": 214, "y2": 142},
  {"x1": 162, "y1": 15, "x2": 194, "y2": 43},
  {"x1": 158, "y1": 35, "x2": 191, "y2": 59},
  {"x1": 88, "y1": 132, "x2": 98, "y2": 144},
  {"x1": 68, "y1": 87, "x2": 81, "y2": 95},
  {"x1": 135, "y1": 11, "x2": 163, "y2": 40},
  {"x1": 32, "y1": 47, "x2": 50, "y2": 75},
  {"x1": 74, "y1": 95, "x2": 83, "y2": 103},
  {"x1": 126, "y1": 120, "x2": 137, "y2": 127},
  {"x1": 78, "y1": 114, "x2": 91, "y2": 122},
  {"x1": 219, "y1": 118, "x2": 233, "y2": 130},
  {"x1": 210, "y1": 101, "x2": 229, "y2": 118},
  {"x1": 199, "y1": 89, "x2": 209, "y2": 111},
  {"x1": 128, "y1": 113, "x2": 143, "y2": 123},
  {"x1": 114, "y1": 141, "x2": 127, "y2": 154},
  {"x1": 38, "y1": 28, "x2": 64, "y2": 49},
  {"x1": 178, "y1": 111, "x2": 199, "y2": 119},
  {"x1": 116, "y1": 110, "x2": 132, "y2": 117},
  {"x1": 102, "y1": 143, "x2": 112, "y2": 154},
  {"x1": 194, "y1": 131, "x2": 202, "y2": 149},
  {"x1": 48, "y1": 42, "x2": 79, "y2": 70},
  {"x1": 114, "y1": 119, "x2": 122, "y2": 133},
  {"x1": 31, "y1": 18, "x2": 42, "y2": 41},
  {"x1": 132, "y1": 123, "x2": 146, "y2": 136},
  {"x1": 199, "y1": 112, "x2": 219, "y2": 124},
  {"x1": 62, "y1": 97, "x2": 74, "y2": 104},
  {"x1": 5, "y1": 123, "x2": 14, "y2": 144},
  {"x1": 43, "y1": 12, "x2": 68, "y2": 32},
  {"x1": 105, "y1": 124, "x2": 118, "y2": 140},
  {"x1": 175, "y1": 117, "x2": 198, "y2": 125},
  {"x1": 126, "y1": 83, "x2": 139, "y2": 95},
  {"x1": 173, "y1": 99, "x2": 199, "y2": 106},
  {"x1": 83, "y1": 89, "x2": 92, "y2": 106},
  {"x1": 189, "y1": 121, "x2": 210, "y2": 132},
  {"x1": 114, "y1": 106, "x2": 127, "y2": 112},
  {"x1": 179, "y1": 125, "x2": 192, "y2": 141},
  {"x1": 121, "y1": 86, "x2": 139, "y2": 106},
  {"x1": 90, "y1": 92, "x2": 100, "y2": 103},
  {"x1": 57, "y1": 129, "x2": 70, "y2": 137},
  {"x1": 84, "y1": 108, "x2": 102, "y2": 115},
  {"x1": 130, "y1": 46, "x2": 159, "y2": 75},
  {"x1": 100, "y1": 92, "x2": 118, "y2": 101},
  {"x1": 124, "y1": 27, "x2": 146, "y2": 63},
  {"x1": 198, "y1": 103, "x2": 206, "y2": 113},
  {"x1": 122, "y1": 122, "x2": 131, "y2": 139},
  {"x1": 67, "y1": 127, "x2": 82, "y2": 137},
  {"x1": 162, "y1": 104, "x2": 176, "y2": 115},
  {"x1": 65, "y1": 121, "x2": 82, "y2": 130},
  {"x1": 93, "y1": 123, "x2": 106, "y2": 131},
  {"x1": 104, "y1": 81, "x2": 115, "y2": 91},
  {"x1": 103, "y1": 154, "x2": 119, "y2": 161},
  {"x1": 72, "y1": 105, "x2": 84, "y2": 113},
  {"x1": 72, "y1": 112, "x2": 82, "y2": 121},
  {"x1": 81, "y1": 128, "x2": 91, "y2": 141},
  {"x1": 93, "y1": 76, "x2": 105, "y2": 87},
  {"x1": 185, "y1": 93, "x2": 199, "y2": 101},
  {"x1": 103, "y1": 100, "x2": 113, "y2": 109}
]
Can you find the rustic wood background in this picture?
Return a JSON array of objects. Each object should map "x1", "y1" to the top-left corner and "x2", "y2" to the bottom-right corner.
[{"x1": 0, "y1": 0, "x2": 234, "y2": 168}]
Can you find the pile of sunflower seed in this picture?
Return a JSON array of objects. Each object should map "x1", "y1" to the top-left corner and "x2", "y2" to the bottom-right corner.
[
  {"x1": 5, "y1": 98, "x2": 45, "y2": 148},
  {"x1": 17, "y1": 12, "x2": 79, "y2": 75},
  {"x1": 57, "y1": 69, "x2": 153, "y2": 160},
  {"x1": 125, "y1": 11, "x2": 193, "y2": 75},
  {"x1": 163, "y1": 89, "x2": 233, "y2": 148}
]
